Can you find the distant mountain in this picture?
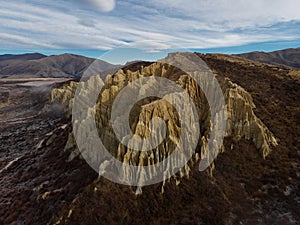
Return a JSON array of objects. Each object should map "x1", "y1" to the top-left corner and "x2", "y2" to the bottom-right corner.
[
  {"x1": 0, "y1": 53, "x2": 46, "y2": 61},
  {"x1": 3, "y1": 47, "x2": 300, "y2": 79},
  {"x1": 236, "y1": 48, "x2": 300, "y2": 69},
  {"x1": 0, "y1": 53, "x2": 117, "y2": 78}
]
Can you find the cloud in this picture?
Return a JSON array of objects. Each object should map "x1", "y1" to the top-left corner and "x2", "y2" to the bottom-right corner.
[
  {"x1": 0, "y1": 0, "x2": 299, "y2": 53},
  {"x1": 125, "y1": 40, "x2": 172, "y2": 52},
  {"x1": 74, "y1": 0, "x2": 116, "y2": 12},
  {"x1": 148, "y1": 0, "x2": 300, "y2": 27}
]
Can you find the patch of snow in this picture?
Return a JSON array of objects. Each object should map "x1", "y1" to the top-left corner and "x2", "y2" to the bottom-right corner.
[
  {"x1": 0, "y1": 156, "x2": 21, "y2": 174},
  {"x1": 283, "y1": 185, "x2": 293, "y2": 196},
  {"x1": 60, "y1": 124, "x2": 68, "y2": 129}
]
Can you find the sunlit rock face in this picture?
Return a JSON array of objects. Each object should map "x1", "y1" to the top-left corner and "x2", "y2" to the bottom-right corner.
[
  {"x1": 51, "y1": 60, "x2": 278, "y2": 191},
  {"x1": 224, "y1": 79, "x2": 278, "y2": 158}
]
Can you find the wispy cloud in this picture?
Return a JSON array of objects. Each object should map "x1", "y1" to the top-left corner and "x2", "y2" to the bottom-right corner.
[
  {"x1": 148, "y1": 0, "x2": 300, "y2": 27},
  {"x1": 0, "y1": 0, "x2": 299, "y2": 53},
  {"x1": 74, "y1": 0, "x2": 116, "y2": 12}
]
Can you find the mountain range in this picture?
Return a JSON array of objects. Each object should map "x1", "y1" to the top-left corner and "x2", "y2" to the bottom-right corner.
[
  {"x1": 0, "y1": 53, "x2": 116, "y2": 79},
  {"x1": 0, "y1": 47, "x2": 299, "y2": 79},
  {"x1": 236, "y1": 47, "x2": 300, "y2": 69}
]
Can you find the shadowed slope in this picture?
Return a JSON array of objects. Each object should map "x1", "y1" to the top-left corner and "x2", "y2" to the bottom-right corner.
[{"x1": 236, "y1": 48, "x2": 300, "y2": 69}]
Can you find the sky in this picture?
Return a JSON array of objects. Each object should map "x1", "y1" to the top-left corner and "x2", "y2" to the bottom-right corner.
[{"x1": 0, "y1": 0, "x2": 300, "y2": 62}]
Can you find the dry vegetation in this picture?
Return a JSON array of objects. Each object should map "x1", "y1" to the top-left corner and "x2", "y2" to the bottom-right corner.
[{"x1": 0, "y1": 54, "x2": 299, "y2": 225}]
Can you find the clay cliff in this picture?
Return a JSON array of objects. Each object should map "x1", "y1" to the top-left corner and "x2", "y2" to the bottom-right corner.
[{"x1": 51, "y1": 53, "x2": 278, "y2": 192}]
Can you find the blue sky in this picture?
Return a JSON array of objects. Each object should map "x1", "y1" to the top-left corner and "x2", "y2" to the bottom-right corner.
[{"x1": 0, "y1": 0, "x2": 300, "y2": 61}]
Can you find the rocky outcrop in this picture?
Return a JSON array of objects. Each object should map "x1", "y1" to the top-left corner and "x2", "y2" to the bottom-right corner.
[
  {"x1": 224, "y1": 78, "x2": 278, "y2": 157},
  {"x1": 50, "y1": 81, "x2": 78, "y2": 116},
  {"x1": 51, "y1": 59, "x2": 278, "y2": 191}
]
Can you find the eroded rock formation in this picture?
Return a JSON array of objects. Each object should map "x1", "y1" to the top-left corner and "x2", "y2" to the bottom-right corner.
[{"x1": 51, "y1": 58, "x2": 278, "y2": 191}]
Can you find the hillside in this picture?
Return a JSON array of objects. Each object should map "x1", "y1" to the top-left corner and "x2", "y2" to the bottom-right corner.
[
  {"x1": 236, "y1": 48, "x2": 300, "y2": 69},
  {"x1": 0, "y1": 53, "x2": 46, "y2": 61},
  {"x1": 0, "y1": 52, "x2": 299, "y2": 225},
  {"x1": 0, "y1": 53, "x2": 116, "y2": 78}
]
